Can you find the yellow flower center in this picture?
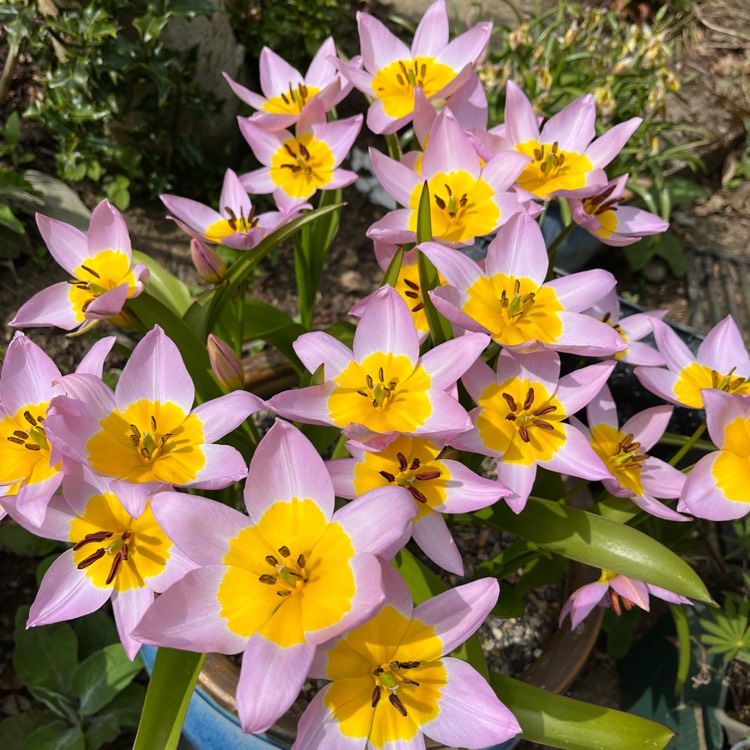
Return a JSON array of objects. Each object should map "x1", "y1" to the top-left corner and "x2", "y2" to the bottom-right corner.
[
  {"x1": 70, "y1": 496, "x2": 171, "y2": 591},
  {"x1": 408, "y1": 171, "x2": 499, "y2": 243},
  {"x1": 205, "y1": 206, "x2": 259, "y2": 243},
  {"x1": 263, "y1": 83, "x2": 321, "y2": 115},
  {"x1": 86, "y1": 399, "x2": 205, "y2": 485},
  {"x1": 673, "y1": 363, "x2": 750, "y2": 408},
  {"x1": 600, "y1": 312, "x2": 628, "y2": 360},
  {"x1": 590, "y1": 423, "x2": 646, "y2": 496},
  {"x1": 218, "y1": 497, "x2": 356, "y2": 647},
  {"x1": 328, "y1": 353, "x2": 432, "y2": 434},
  {"x1": 68, "y1": 250, "x2": 138, "y2": 322},
  {"x1": 352, "y1": 436, "x2": 449, "y2": 521},
  {"x1": 394, "y1": 262, "x2": 429, "y2": 336},
  {"x1": 582, "y1": 185, "x2": 622, "y2": 239},
  {"x1": 1, "y1": 402, "x2": 59, "y2": 493},
  {"x1": 514, "y1": 140, "x2": 593, "y2": 199},
  {"x1": 712, "y1": 416, "x2": 750, "y2": 505},
  {"x1": 463, "y1": 275, "x2": 563, "y2": 347},
  {"x1": 475, "y1": 378, "x2": 565, "y2": 464},
  {"x1": 323, "y1": 605, "x2": 447, "y2": 747},
  {"x1": 269, "y1": 133, "x2": 335, "y2": 198},
  {"x1": 372, "y1": 57, "x2": 456, "y2": 119}
]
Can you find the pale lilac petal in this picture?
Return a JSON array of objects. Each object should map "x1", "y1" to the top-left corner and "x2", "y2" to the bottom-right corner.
[
  {"x1": 359, "y1": 12, "x2": 411, "y2": 72},
  {"x1": 435, "y1": 22, "x2": 492, "y2": 71},
  {"x1": 646, "y1": 584, "x2": 692, "y2": 605},
  {"x1": 460, "y1": 358, "x2": 496, "y2": 403},
  {"x1": 556, "y1": 361, "x2": 616, "y2": 417},
  {"x1": 485, "y1": 212, "x2": 547, "y2": 284},
  {"x1": 109, "y1": 480, "x2": 162, "y2": 520},
  {"x1": 698, "y1": 315, "x2": 750, "y2": 375},
  {"x1": 504, "y1": 80, "x2": 539, "y2": 144},
  {"x1": 496, "y1": 348, "x2": 561, "y2": 399},
  {"x1": 36, "y1": 214, "x2": 89, "y2": 274},
  {"x1": 222, "y1": 71, "x2": 268, "y2": 110},
  {"x1": 76, "y1": 337, "x2": 116, "y2": 377},
  {"x1": 0, "y1": 333, "x2": 63, "y2": 414},
  {"x1": 13, "y1": 472, "x2": 63, "y2": 528},
  {"x1": 151, "y1": 491, "x2": 245, "y2": 565},
  {"x1": 419, "y1": 334, "x2": 489, "y2": 390},
  {"x1": 366, "y1": 209, "x2": 415, "y2": 245},
  {"x1": 192, "y1": 391, "x2": 266, "y2": 443},
  {"x1": 369, "y1": 148, "x2": 421, "y2": 208},
  {"x1": 219, "y1": 169, "x2": 252, "y2": 217},
  {"x1": 542, "y1": 424, "x2": 611, "y2": 481},
  {"x1": 188, "y1": 444, "x2": 247, "y2": 490},
  {"x1": 333, "y1": 486, "x2": 415, "y2": 555},
  {"x1": 651, "y1": 318, "x2": 694, "y2": 373},
  {"x1": 322, "y1": 168, "x2": 360, "y2": 190},
  {"x1": 414, "y1": 578, "x2": 498, "y2": 658},
  {"x1": 88, "y1": 200, "x2": 131, "y2": 257},
  {"x1": 326, "y1": 458, "x2": 357, "y2": 499},
  {"x1": 318, "y1": 116, "x2": 363, "y2": 165},
  {"x1": 444, "y1": 71, "x2": 487, "y2": 131},
  {"x1": 560, "y1": 582, "x2": 607, "y2": 628},
  {"x1": 586, "y1": 383, "x2": 619, "y2": 429},
  {"x1": 496, "y1": 461, "x2": 537, "y2": 513},
  {"x1": 238, "y1": 118, "x2": 286, "y2": 166},
  {"x1": 678, "y1": 452, "x2": 748, "y2": 520},
  {"x1": 480, "y1": 151, "x2": 531, "y2": 194},
  {"x1": 634, "y1": 366, "x2": 681, "y2": 406},
  {"x1": 147, "y1": 543, "x2": 197, "y2": 593},
  {"x1": 554, "y1": 313, "x2": 626, "y2": 357},
  {"x1": 353, "y1": 286, "x2": 420, "y2": 365},
  {"x1": 610, "y1": 206, "x2": 669, "y2": 239},
  {"x1": 237, "y1": 638, "x2": 315, "y2": 733},
  {"x1": 630, "y1": 492, "x2": 690, "y2": 522},
  {"x1": 239, "y1": 168, "x2": 276, "y2": 194},
  {"x1": 618, "y1": 311, "x2": 664, "y2": 341},
  {"x1": 424, "y1": 657, "x2": 521, "y2": 748},
  {"x1": 418, "y1": 391, "x2": 473, "y2": 437},
  {"x1": 703, "y1": 389, "x2": 746, "y2": 448},
  {"x1": 368, "y1": 101, "x2": 414, "y2": 136},
  {"x1": 28, "y1": 550, "x2": 112, "y2": 626},
  {"x1": 115, "y1": 326, "x2": 194, "y2": 413},
  {"x1": 539, "y1": 95, "x2": 596, "y2": 152},
  {"x1": 259, "y1": 46, "x2": 304, "y2": 98},
  {"x1": 412, "y1": 511, "x2": 463, "y2": 575},
  {"x1": 430, "y1": 286, "x2": 490, "y2": 334},
  {"x1": 437, "y1": 460, "x2": 509, "y2": 512},
  {"x1": 84, "y1": 283, "x2": 129, "y2": 320},
  {"x1": 293, "y1": 687, "x2": 367, "y2": 750},
  {"x1": 294, "y1": 331, "x2": 354, "y2": 380},
  {"x1": 306, "y1": 37, "x2": 337, "y2": 84},
  {"x1": 423, "y1": 110, "x2": 480, "y2": 180},
  {"x1": 622, "y1": 406, "x2": 673, "y2": 451},
  {"x1": 245, "y1": 420, "x2": 334, "y2": 522},
  {"x1": 268, "y1": 384, "x2": 337, "y2": 427},
  {"x1": 160, "y1": 194, "x2": 224, "y2": 234},
  {"x1": 610, "y1": 575, "x2": 650, "y2": 610},
  {"x1": 448, "y1": 423, "x2": 496, "y2": 457},
  {"x1": 585, "y1": 118, "x2": 642, "y2": 169},
  {"x1": 419, "y1": 241, "x2": 482, "y2": 290},
  {"x1": 336, "y1": 57, "x2": 374, "y2": 96},
  {"x1": 112, "y1": 587, "x2": 153, "y2": 660},
  {"x1": 411, "y1": 0, "x2": 449, "y2": 56},
  {"x1": 621, "y1": 341, "x2": 666, "y2": 367},
  {"x1": 10, "y1": 283, "x2": 81, "y2": 331},
  {"x1": 547, "y1": 270, "x2": 616, "y2": 313},
  {"x1": 132, "y1": 566, "x2": 249, "y2": 653}
]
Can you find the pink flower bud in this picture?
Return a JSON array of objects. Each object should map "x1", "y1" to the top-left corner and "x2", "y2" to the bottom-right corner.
[
  {"x1": 208, "y1": 334, "x2": 245, "y2": 391},
  {"x1": 191, "y1": 239, "x2": 226, "y2": 284}
]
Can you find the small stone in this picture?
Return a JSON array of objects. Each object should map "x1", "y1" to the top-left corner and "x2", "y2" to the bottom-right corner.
[{"x1": 339, "y1": 271, "x2": 365, "y2": 292}]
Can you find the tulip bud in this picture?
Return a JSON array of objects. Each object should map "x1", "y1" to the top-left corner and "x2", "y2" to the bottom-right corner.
[
  {"x1": 191, "y1": 239, "x2": 226, "y2": 284},
  {"x1": 208, "y1": 334, "x2": 245, "y2": 391}
]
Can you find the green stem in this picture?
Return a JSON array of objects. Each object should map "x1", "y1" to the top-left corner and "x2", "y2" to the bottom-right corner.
[
  {"x1": 293, "y1": 233, "x2": 314, "y2": 330},
  {"x1": 669, "y1": 422, "x2": 707, "y2": 467},
  {"x1": 558, "y1": 478, "x2": 589, "y2": 505},
  {"x1": 659, "y1": 432, "x2": 714, "y2": 453},
  {"x1": 384, "y1": 132, "x2": 402, "y2": 162},
  {"x1": 546, "y1": 220, "x2": 575, "y2": 276}
]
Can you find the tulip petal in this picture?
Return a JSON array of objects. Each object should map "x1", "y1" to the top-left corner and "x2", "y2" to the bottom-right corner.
[
  {"x1": 539, "y1": 95, "x2": 596, "y2": 152},
  {"x1": 542, "y1": 423, "x2": 611, "y2": 481},
  {"x1": 555, "y1": 313, "x2": 626, "y2": 357},
  {"x1": 586, "y1": 383, "x2": 619, "y2": 430},
  {"x1": 547, "y1": 269, "x2": 616, "y2": 313},
  {"x1": 294, "y1": 686, "x2": 368, "y2": 750},
  {"x1": 10, "y1": 283, "x2": 81, "y2": 331},
  {"x1": 88, "y1": 200, "x2": 131, "y2": 257},
  {"x1": 412, "y1": 511, "x2": 464, "y2": 575},
  {"x1": 0, "y1": 333, "x2": 63, "y2": 415},
  {"x1": 496, "y1": 461, "x2": 537, "y2": 513},
  {"x1": 192, "y1": 391, "x2": 265, "y2": 443},
  {"x1": 556, "y1": 361, "x2": 616, "y2": 417},
  {"x1": 36, "y1": 214, "x2": 89, "y2": 274},
  {"x1": 419, "y1": 334, "x2": 489, "y2": 390},
  {"x1": 697, "y1": 315, "x2": 750, "y2": 375},
  {"x1": 112, "y1": 587, "x2": 153, "y2": 660},
  {"x1": 369, "y1": 148, "x2": 421, "y2": 208},
  {"x1": 585, "y1": 118, "x2": 641, "y2": 169},
  {"x1": 622, "y1": 405, "x2": 673, "y2": 452},
  {"x1": 485, "y1": 212, "x2": 548, "y2": 285}
]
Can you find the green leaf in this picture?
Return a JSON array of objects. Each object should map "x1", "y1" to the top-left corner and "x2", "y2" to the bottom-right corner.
[
  {"x1": 83, "y1": 713, "x2": 120, "y2": 750},
  {"x1": 131, "y1": 250, "x2": 191, "y2": 317},
  {"x1": 652, "y1": 232, "x2": 686, "y2": 277},
  {"x1": 13, "y1": 606, "x2": 78, "y2": 694},
  {"x1": 72, "y1": 644, "x2": 144, "y2": 717},
  {"x1": 0, "y1": 167, "x2": 36, "y2": 196},
  {"x1": 0, "y1": 203, "x2": 25, "y2": 234},
  {"x1": 0, "y1": 711, "x2": 54, "y2": 750},
  {"x1": 491, "y1": 673, "x2": 674, "y2": 750},
  {"x1": 70, "y1": 611, "x2": 119, "y2": 660},
  {"x1": 380, "y1": 245, "x2": 404, "y2": 288},
  {"x1": 623, "y1": 236, "x2": 654, "y2": 272},
  {"x1": 27, "y1": 687, "x2": 77, "y2": 722},
  {"x1": 0, "y1": 521, "x2": 60, "y2": 556},
  {"x1": 463, "y1": 496, "x2": 714, "y2": 604},
  {"x1": 23, "y1": 722, "x2": 85, "y2": 750},
  {"x1": 666, "y1": 177, "x2": 710, "y2": 206},
  {"x1": 670, "y1": 603, "x2": 691, "y2": 694},
  {"x1": 95, "y1": 682, "x2": 145, "y2": 729},
  {"x1": 133, "y1": 648, "x2": 204, "y2": 750}
]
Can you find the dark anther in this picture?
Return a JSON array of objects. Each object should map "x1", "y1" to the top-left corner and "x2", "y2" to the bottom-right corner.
[
  {"x1": 518, "y1": 426, "x2": 530, "y2": 443},
  {"x1": 299, "y1": 143, "x2": 310, "y2": 159},
  {"x1": 372, "y1": 666, "x2": 384, "y2": 675},
  {"x1": 25, "y1": 444, "x2": 41, "y2": 451},
  {"x1": 140, "y1": 448, "x2": 150, "y2": 459},
  {"x1": 23, "y1": 411, "x2": 38, "y2": 426},
  {"x1": 80, "y1": 264, "x2": 101, "y2": 279},
  {"x1": 404, "y1": 279, "x2": 419, "y2": 291},
  {"x1": 105, "y1": 552, "x2": 123, "y2": 585},
  {"x1": 13, "y1": 430, "x2": 28, "y2": 439},
  {"x1": 259, "y1": 574, "x2": 277, "y2": 585},
  {"x1": 371, "y1": 686, "x2": 381, "y2": 708},
  {"x1": 265, "y1": 555, "x2": 278, "y2": 566},
  {"x1": 398, "y1": 661, "x2": 420, "y2": 669},
  {"x1": 130, "y1": 424, "x2": 141, "y2": 438},
  {"x1": 533, "y1": 405, "x2": 557, "y2": 416},
  {"x1": 415, "y1": 471, "x2": 440, "y2": 481},
  {"x1": 409, "y1": 458, "x2": 421, "y2": 470},
  {"x1": 7, "y1": 436, "x2": 23, "y2": 445},
  {"x1": 505, "y1": 414, "x2": 516, "y2": 422},
  {"x1": 434, "y1": 195, "x2": 446, "y2": 210},
  {"x1": 129, "y1": 435, "x2": 140, "y2": 448},
  {"x1": 121, "y1": 543, "x2": 129, "y2": 561},
  {"x1": 420, "y1": 63, "x2": 426, "y2": 78},
  {"x1": 378, "y1": 367, "x2": 385, "y2": 382},
  {"x1": 284, "y1": 143, "x2": 296, "y2": 158},
  {"x1": 396, "y1": 452, "x2": 408, "y2": 471},
  {"x1": 281, "y1": 92, "x2": 289, "y2": 104},
  {"x1": 278, "y1": 545, "x2": 291, "y2": 558},
  {"x1": 277, "y1": 590, "x2": 292, "y2": 597},
  {"x1": 161, "y1": 433, "x2": 172, "y2": 446},
  {"x1": 372, "y1": 399, "x2": 379, "y2": 408},
  {"x1": 533, "y1": 419, "x2": 554, "y2": 430},
  {"x1": 388, "y1": 381, "x2": 397, "y2": 390},
  {"x1": 408, "y1": 486, "x2": 428, "y2": 503},
  {"x1": 357, "y1": 390, "x2": 369, "y2": 398},
  {"x1": 460, "y1": 195, "x2": 468, "y2": 207},
  {"x1": 380, "y1": 470, "x2": 396, "y2": 482},
  {"x1": 297, "y1": 554, "x2": 306, "y2": 568},
  {"x1": 401, "y1": 678, "x2": 420, "y2": 686},
  {"x1": 389, "y1": 693, "x2": 408, "y2": 716},
  {"x1": 366, "y1": 374, "x2": 374, "y2": 389},
  {"x1": 73, "y1": 531, "x2": 114, "y2": 551},
  {"x1": 396, "y1": 73, "x2": 405, "y2": 86},
  {"x1": 151, "y1": 416, "x2": 157, "y2": 431},
  {"x1": 77, "y1": 548, "x2": 106, "y2": 569},
  {"x1": 523, "y1": 388, "x2": 535, "y2": 411},
  {"x1": 502, "y1": 393, "x2": 517, "y2": 412},
  {"x1": 404, "y1": 290, "x2": 419, "y2": 299}
]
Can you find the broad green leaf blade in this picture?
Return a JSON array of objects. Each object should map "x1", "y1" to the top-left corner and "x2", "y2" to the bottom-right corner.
[
  {"x1": 72, "y1": 644, "x2": 144, "y2": 716},
  {"x1": 131, "y1": 250, "x2": 191, "y2": 316},
  {"x1": 24, "y1": 721, "x2": 85, "y2": 750},
  {"x1": 464, "y1": 496, "x2": 714, "y2": 604},
  {"x1": 133, "y1": 648, "x2": 204, "y2": 750},
  {"x1": 491, "y1": 673, "x2": 674, "y2": 750},
  {"x1": 0, "y1": 711, "x2": 52, "y2": 750},
  {"x1": 0, "y1": 203, "x2": 24, "y2": 233},
  {"x1": 380, "y1": 245, "x2": 404, "y2": 288}
]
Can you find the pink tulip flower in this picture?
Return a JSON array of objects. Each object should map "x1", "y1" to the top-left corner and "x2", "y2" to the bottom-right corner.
[
  {"x1": 295, "y1": 564, "x2": 520, "y2": 749},
  {"x1": 635, "y1": 315, "x2": 750, "y2": 409},
  {"x1": 328, "y1": 434, "x2": 508, "y2": 574},
  {"x1": 11, "y1": 201, "x2": 149, "y2": 333},
  {"x1": 269, "y1": 286, "x2": 489, "y2": 443},
  {"x1": 454, "y1": 348, "x2": 614, "y2": 512},
  {"x1": 338, "y1": 0, "x2": 492, "y2": 134},
  {"x1": 572, "y1": 384, "x2": 689, "y2": 521},
  {"x1": 44, "y1": 326, "x2": 264, "y2": 518},
  {"x1": 502, "y1": 80, "x2": 641, "y2": 200},
  {"x1": 570, "y1": 174, "x2": 669, "y2": 246},
  {"x1": 560, "y1": 570, "x2": 690, "y2": 629},
  {"x1": 422, "y1": 212, "x2": 626, "y2": 357},
  {"x1": 223, "y1": 37, "x2": 357, "y2": 131},
  {"x1": 679, "y1": 390, "x2": 750, "y2": 520},
  {"x1": 133, "y1": 420, "x2": 416, "y2": 733}
]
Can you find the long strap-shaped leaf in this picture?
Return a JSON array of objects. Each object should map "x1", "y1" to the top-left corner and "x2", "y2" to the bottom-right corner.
[{"x1": 134, "y1": 649, "x2": 204, "y2": 750}]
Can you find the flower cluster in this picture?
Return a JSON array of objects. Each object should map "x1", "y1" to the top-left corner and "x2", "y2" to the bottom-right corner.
[{"x1": 1, "y1": 1, "x2": 731, "y2": 748}]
